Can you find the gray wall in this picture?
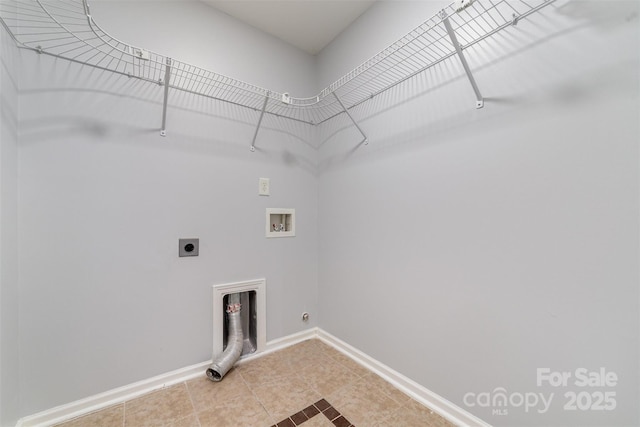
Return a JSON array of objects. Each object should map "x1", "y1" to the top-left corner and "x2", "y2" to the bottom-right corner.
[
  {"x1": 3, "y1": 1, "x2": 639, "y2": 425},
  {"x1": 17, "y1": 1, "x2": 318, "y2": 417},
  {"x1": 0, "y1": 2, "x2": 20, "y2": 424},
  {"x1": 317, "y1": 1, "x2": 639, "y2": 426}
]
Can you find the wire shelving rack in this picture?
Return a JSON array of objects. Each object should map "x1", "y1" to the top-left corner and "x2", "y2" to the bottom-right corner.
[{"x1": 0, "y1": 0, "x2": 556, "y2": 148}]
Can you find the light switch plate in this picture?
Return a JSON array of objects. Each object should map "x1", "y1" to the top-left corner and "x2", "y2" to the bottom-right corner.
[{"x1": 259, "y1": 178, "x2": 270, "y2": 196}]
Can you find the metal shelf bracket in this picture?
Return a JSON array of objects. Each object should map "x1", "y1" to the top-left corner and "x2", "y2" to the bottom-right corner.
[
  {"x1": 160, "y1": 57, "x2": 172, "y2": 136},
  {"x1": 250, "y1": 93, "x2": 269, "y2": 152},
  {"x1": 333, "y1": 92, "x2": 368, "y2": 145},
  {"x1": 441, "y1": 10, "x2": 484, "y2": 109}
]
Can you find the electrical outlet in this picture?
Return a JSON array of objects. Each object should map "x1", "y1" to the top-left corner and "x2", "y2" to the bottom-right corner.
[
  {"x1": 259, "y1": 178, "x2": 270, "y2": 196},
  {"x1": 179, "y1": 238, "x2": 199, "y2": 257}
]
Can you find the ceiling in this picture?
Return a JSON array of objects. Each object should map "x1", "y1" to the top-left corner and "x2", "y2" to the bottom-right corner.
[{"x1": 201, "y1": 0, "x2": 376, "y2": 55}]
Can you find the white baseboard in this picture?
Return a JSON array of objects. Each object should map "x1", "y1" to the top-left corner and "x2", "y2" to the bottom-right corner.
[
  {"x1": 15, "y1": 327, "x2": 318, "y2": 427},
  {"x1": 16, "y1": 327, "x2": 489, "y2": 427},
  {"x1": 316, "y1": 329, "x2": 492, "y2": 427},
  {"x1": 234, "y1": 327, "x2": 318, "y2": 366},
  {"x1": 262, "y1": 327, "x2": 319, "y2": 355},
  {"x1": 16, "y1": 360, "x2": 211, "y2": 427}
]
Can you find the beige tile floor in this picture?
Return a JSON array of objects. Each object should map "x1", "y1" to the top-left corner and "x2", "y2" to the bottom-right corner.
[{"x1": 54, "y1": 339, "x2": 456, "y2": 427}]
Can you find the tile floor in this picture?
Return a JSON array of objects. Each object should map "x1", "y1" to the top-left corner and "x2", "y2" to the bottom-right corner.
[{"x1": 54, "y1": 339, "x2": 456, "y2": 427}]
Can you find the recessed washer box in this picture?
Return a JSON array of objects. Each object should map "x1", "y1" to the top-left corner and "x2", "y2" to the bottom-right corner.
[{"x1": 266, "y1": 208, "x2": 295, "y2": 238}]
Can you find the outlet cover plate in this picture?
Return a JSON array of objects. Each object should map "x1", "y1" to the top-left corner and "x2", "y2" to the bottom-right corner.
[
  {"x1": 259, "y1": 178, "x2": 270, "y2": 196},
  {"x1": 179, "y1": 238, "x2": 199, "y2": 257}
]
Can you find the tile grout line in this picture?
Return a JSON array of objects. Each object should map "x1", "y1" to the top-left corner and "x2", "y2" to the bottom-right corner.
[
  {"x1": 307, "y1": 350, "x2": 364, "y2": 398},
  {"x1": 323, "y1": 350, "x2": 368, "y2": 380},
  {"x1": 183, "y1": 380, "x2": 202, "y2": 427},
  {"x1": 240, "y1": 350, "x2": 326, "y2": 425},
  {"x1": 236, "y1": 367, "x2": 278, "y2": 425}
]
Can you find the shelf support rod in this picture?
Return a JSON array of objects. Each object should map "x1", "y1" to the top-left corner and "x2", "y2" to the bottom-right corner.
[
  {"x1": 441, "y1": 11, "x2": 484, "y2": 109},
  {"x1": 332, "y1": 92, "x2": 368, "y2": 145},
  {"x1": 250, "y1": 93, "x2": 269, "y2": 152},
  {"x1": 160, "y1": 57, "x2": 172, "y2": 136}
]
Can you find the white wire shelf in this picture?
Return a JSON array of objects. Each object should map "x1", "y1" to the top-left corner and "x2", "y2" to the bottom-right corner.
[{"x1": 0, "y1": 0, "x2": 555, "y2": 136}]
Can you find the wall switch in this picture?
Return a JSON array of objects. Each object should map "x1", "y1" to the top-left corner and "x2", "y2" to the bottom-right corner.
[{"x1": 259, "y1": 178, "x2": 270, "y2": 196}]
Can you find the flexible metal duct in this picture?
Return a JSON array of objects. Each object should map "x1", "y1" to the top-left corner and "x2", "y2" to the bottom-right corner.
[{"x1": 206, "y1": 293, "x2": 243, "y2": 382}]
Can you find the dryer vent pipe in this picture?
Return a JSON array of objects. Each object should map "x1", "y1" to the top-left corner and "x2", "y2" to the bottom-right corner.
[{"x1": 206, "y1": 293, "x2": 243, "y2": 382}]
